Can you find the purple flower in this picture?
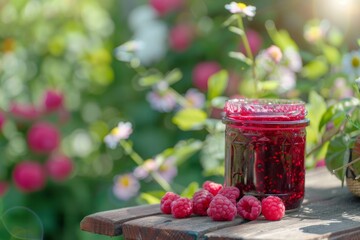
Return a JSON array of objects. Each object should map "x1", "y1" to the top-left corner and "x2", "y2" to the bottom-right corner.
[
  {"x1": 133, "y1": 159, "x2": 158, "y2": 180},
  {"x1": 157, "y1": 157, "x2": 177, "y2": 183},
  {"x1": 146, "y1": 90, "x2": 177, "y2": 112},
  {"x1": 113, "y1": 173, "x2": 140, "y2": 201},
  {"x1": 184, "y1": 88, "x2": 205, "y2": 109}
]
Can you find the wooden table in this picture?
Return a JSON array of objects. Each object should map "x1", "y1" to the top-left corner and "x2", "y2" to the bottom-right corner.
[{"x1": 80, "y1": 168, "x2": 360, "y2": 239}]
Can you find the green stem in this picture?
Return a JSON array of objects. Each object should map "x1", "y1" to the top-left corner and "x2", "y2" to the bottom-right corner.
[
  {"x1": 150, "y1": 172, "x2": 173, "y2": 192},
  {"x1": 119, "y1": 140, "x2": 173, "y2": 192},
  {"x1": 332, "y1": 156, "x2": 360, "y2": 174},
  {"x1": 237, "y1": 15, "x2": 258, "y2": 96},
  {"x1": 168, "y1": 87, "x2": 192, "y2": 108},
  {"x1": 119, "y1": 140, "x2": 144, "y2": 166}
]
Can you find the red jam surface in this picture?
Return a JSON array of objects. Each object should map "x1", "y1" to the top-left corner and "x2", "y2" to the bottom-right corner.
[{"x1": 223, "y1": 99, "x2": 309, "y2": 211}]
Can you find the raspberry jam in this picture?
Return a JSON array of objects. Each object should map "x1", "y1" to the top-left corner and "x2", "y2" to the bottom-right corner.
[{"x1": 223, "y1": 99, "x2": 309, "y2": 211}]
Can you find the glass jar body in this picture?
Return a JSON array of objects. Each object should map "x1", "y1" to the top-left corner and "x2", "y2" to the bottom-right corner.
[{"x1": 223, "y1": 99, "x2": 309, "y2": 211}]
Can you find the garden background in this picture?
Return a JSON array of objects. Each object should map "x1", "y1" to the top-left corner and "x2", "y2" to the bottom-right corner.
[{"x1": 0, "y1": 0, "x2": 360, "y2": 239}]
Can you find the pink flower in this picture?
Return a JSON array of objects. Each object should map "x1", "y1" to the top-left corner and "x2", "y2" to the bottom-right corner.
[
  {"x1": 27, "y1": 122, "x2": 61, "y2": 154},
  {"x1": 133, "y1": 159, "x2": 158, "y2": 180},
  {"x1": 266, "y1": 45, "x2": 283, "y2": 63},
  {"x1": 0, "y1": 111, "x2": 6, "y2": 130},
  {"x1": 0, "y1": 181, "x2": 9, "y2": 197},
  {"x1": 184, "y1": 88, "x2": 205, "y2": 109},
  {"x1": 45, "y1": 154, "x2": 74, "y2": 181},
  {"x1": 13, "y1": 161, "x2": 46, "y2": 193},
  {"x1": 10, "y1": 102, "x2": 40, "y2": 121},
  {"x1": 169, "y1": 24, "x2": 194, "y2": 52},
  {"x1": 43, "y1": 89, "x2": 64, "y2": 112},
  {"x1": 146, "y1": 90, "x2": 177, "y2": 112},
  {"x1": 315, "y1": 159, "x2": 326, "y2": 168},
  {"x1": 113, "y1": 173, "x2": 140, "y2": 201},
  {"x1": 149, "y1": 0, "x2": 183, "y2": 16},
  {"x1": 104, "y1": 122, "x2": 133, "y2": 149},
  {"x1": 192, "y1": 61, "x2": 221, "y2": 91},
  {"x1": 239, "y1": 29, "x2": 263, "y2": 57},
  {"x1": 157, "y1": 157, "x2": 177, "y2": 183}
]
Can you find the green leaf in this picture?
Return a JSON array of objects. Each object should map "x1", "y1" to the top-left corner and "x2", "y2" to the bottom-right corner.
[
  {"x1": 358, "y1": 39, "x2": 360, "y2": 47},
  {"x1": 172, "y1": 140, "x2": 203, "y2": 165},
  {"x1": 211, "y1": 96, "x2": 228, "y2": 109},
  {"x1": 172, "y1": 108, "x2": 207, "y2": 131},
  {"x1": 265, "y1": 21, "x2": 298, "y2": 51},
  {"x1": 322, "y1": 44, "x2": 341, "y2": 65},
  {"x1": 164, "y1": 69, "x2": 182, "y2": 85},
  {"x1": 180, "y1": 182, "x2": 199, "y2": 198},
  {"x1": 325, "y1": 136, "x2": 352, "y2": 183},
  {"x1": 319, "y1": 98, "x2": 360, "y2": 131},
  {"x1": 139, "y1": 191, "x2": 164, "y2": 204},
  {"x1": 138, "y1": 73, "x2": 163, "y2": 87},
  {"x1": 306, "y1": 91, "x2": 327, "y2": 144},
  {"x1": 200, "y1": 132, "x2": 225, "y2": 176},
  {"x1": 301, "y1": 57, "x2": 328, "y2": 80},
  {"x1": 328, "y1": 28, "x2": 344, "y2": 47},
  {"x1": 223, "y1": 15, "x2": 237, "y2": 27},
  {"x1": 229, "y1": 52, "x2": 253, "y2": 65},
  {"x1": 1, "y1": 207, "x2": 44, "y2": 240},
  {"x1": 208, "y1": 70, "x2": 228, "y2": 100},
  {"x1": 259, "y1": 80, "x2": 279, "y2": 91},
  {"x1": 228, "y1": 26, "x2": 244, "y2": 36}
]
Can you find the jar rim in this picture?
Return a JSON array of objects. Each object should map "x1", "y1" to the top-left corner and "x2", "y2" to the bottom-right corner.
[{"x1": 224, "y1": 98, "x2": 307, "y2": 121}]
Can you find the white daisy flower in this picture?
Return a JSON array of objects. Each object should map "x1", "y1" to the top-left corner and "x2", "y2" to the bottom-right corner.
[
  {"x1": 225, "y1": 2, "x2": 256, "y2": 17},
  {"x1": 104, "y1": 122, "x2": 133, "y2": 149}
]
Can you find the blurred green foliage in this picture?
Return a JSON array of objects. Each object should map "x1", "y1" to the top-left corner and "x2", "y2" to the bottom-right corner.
[{"x1": 0, "y1": 0, "x2": 360, "y2": 239}]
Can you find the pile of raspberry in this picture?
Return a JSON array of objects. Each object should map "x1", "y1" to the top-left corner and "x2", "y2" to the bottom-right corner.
[{"x1": 160, "y1": 180, "x2": 285, "y2": 221}]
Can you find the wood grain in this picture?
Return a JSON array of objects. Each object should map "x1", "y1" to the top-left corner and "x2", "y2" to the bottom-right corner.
[
  {"x1": 80, "y1": 204, "x2": 161, "y2": 236},
  {"x1": 80, "y1": 168, "x2": 359, "y2": 240}
]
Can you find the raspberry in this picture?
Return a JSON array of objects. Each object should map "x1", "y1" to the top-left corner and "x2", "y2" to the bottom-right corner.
[
  {"x1": 171, "y1": 197, "x2": 193, "y2": 218},
  {"x1": 202, "y1": 180, "x2": 223, "y2": 196},
  {"x1": 218, "y1": 186, "x2": 240, "y2": 206},
  {"x1": 207, "y1": 195, "x2": 237, "y2": 221},
  {"x1": 261, "y1": 196, "x2": 285, "y2": 221},
  {"x1": 237, "y1": 196, "x2": 262, "y2": 221},
  {"x1": 45, "y1": 154, "x2": 73, "y2": 181},
  {"x1": 192, "y1": 62, "x2": 221, "y2": 91},
  {"x1": 13, "y1": 161, "x2": 46, "y2": 193},
  {"x1": 192, "y1": 189, "x2": 213, "y2": 216},
  {"x1": 160, "y1": 192, "x2": 180, "y2": 214}
]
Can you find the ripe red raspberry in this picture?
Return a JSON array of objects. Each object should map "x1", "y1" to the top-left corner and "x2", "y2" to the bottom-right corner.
[
  {"x1": 169, "y1": 24, "x2": 194, "y2": 52},
  {"x1": 171, "y1": 197, "x2": 193, "y2": 218},
  {"x1": 261, "y1": 196, "x2": 285, "y2": 221},
  {"x1": 13, "y1": 161, "x2": 46, "y2": 193},
  {"x1": 207, "y1": 195, "x2": 237, "y2": 221},
  {"x1": 45, "y1": 154, "x2": 74, "y2": 181},
  {"x1": 160, "y1": 192, "x2": 180, "y2": 214},
  {"x1": 202, "y1": 180, "x2": 223, "y2": 196},
  {"x1": 218, "y1": 186, "x2": 240, "y2": 206},
  {"x1": 27, "y1": 122, "x2": 61, "y2": 154},
  {"x1": 192, "y1": 189, "x2": 213, "y2": 216},
  {"x1": 43, "y1": 89, "x2": 64, "y2": 112},
  {"x1": 192, "y1": 62, "x2": 221, "y2": 91},
  {"x1": 237, "y1": 195, "x2": 262, "y2": 220}
]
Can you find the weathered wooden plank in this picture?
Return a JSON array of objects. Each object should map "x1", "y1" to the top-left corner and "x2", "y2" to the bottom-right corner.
[
  {"x1": 80, "y1": 204, "x2": 161, "y2": 236},
  {"x1": 205, "y1": 191, "x2": 360, "y2": 240},
  {"x1": 80, "y1": 167, "x2": 353, "y2": 239},
  {"x1": 122, "y1": 215, "x2": 245, "y2": 240}
]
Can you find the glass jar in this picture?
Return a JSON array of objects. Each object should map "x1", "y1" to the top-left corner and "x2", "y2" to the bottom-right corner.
[{"x1": 223, "y1": 99, "x2": 309, "y2": 211}]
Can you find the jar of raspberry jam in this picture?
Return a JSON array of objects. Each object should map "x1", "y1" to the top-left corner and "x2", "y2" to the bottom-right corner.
[{"x1": 223, "y1": 99, "x2": 309, "y2": 211}]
